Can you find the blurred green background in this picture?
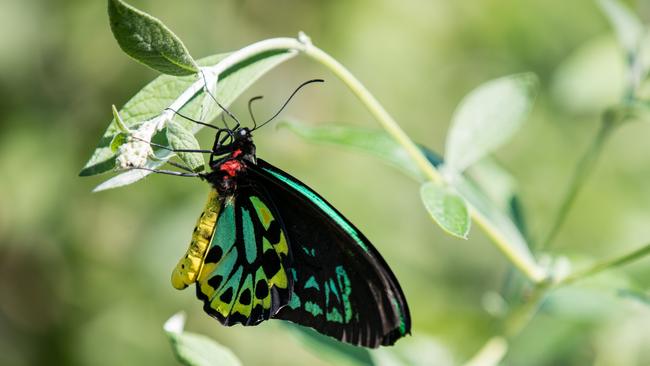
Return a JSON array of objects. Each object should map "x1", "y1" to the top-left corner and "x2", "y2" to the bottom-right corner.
[{"x1": 1, "y1": 0, "x2": 649, "y2": 365}]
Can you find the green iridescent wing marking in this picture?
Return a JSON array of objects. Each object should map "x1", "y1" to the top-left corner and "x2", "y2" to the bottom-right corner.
[
  {"x1": 249, "y1": 159, "x2": 411, "y2": 348},
  {"x1": 194, "y1": 186, "x2": 292, "y2": 326}
]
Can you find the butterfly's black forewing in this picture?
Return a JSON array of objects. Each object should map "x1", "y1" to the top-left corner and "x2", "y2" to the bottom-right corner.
[{"x1": 248, "y1": 158, "x2": 411, "y2": 347}]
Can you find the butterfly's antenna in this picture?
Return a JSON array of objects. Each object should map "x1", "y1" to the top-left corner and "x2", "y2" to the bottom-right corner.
[
  {"x1": 200, "y1": 71, "x2": 241, "y2": 129},
  {"x1": 247, "y1": 96, "x2": 264, "y2": 129},
  {"x1": 252, "y1": 79, "x2": 324, "y2": 131},
  {"x1": 164, "y1": 108, "x2": 223, "y2": 131}
]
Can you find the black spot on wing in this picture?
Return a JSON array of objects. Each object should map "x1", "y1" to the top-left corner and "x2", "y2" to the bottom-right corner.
[
  {"x1": 261, "y1": 250, "x2": 281, "y2": 278},
  {"x1": 255, "y1": 280, "x2": 269, "y2": 299},
  {"x1": 266, "y1": 220, "x2": 281, "y2": 243},
  {"x1": 239, "y1": 289, "x2": 251, "y2": 305},
  {"x1": 205, "y1": 246, "x2": 223, "y2": 263},
  {"x1": 207, "y1": 275, "x2": 223, "y2": 290},
  {"x1": 219, "y1": 288, "x2": 233, "y2": 303}
]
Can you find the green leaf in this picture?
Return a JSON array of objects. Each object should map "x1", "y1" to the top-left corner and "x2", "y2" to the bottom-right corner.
[
  {"x1": 80, "y1": 50, "x2": 294, "y2": 178},
  {"x1": 618, "y1": 288, "x2": 650, "y2": 306},
  {"x1": 278, "y1": 120, "x2": 426, "y2": 180},
  {"x1": 467, "y1": 158, "x2": 529, "y2": 241},
  {"x1": 468, "y1": 158, "x2": 518, "y2": 215},
  {"x1": 284, "y1": 324, "x2": 372, "y2": 366},
  {"x1": 420, "y1": 181, "x2": 470, "y2": 239},
  {"x1": 112, "y1": 104, "x2": 130, "y2": 133},
  {"x1": 109, "y1": 132, "x2": 128, "y2": 153},
  {"x1": 164, "y1": 313, "x2": 242, "y2": 366},
  {"x1": 108, "y1": 0, "x2": 198, "y2": 76},
  {"x1": 551, "y1": 36, "x2": 626, "y2": 115},
  {"x1": 445, "y1": 73, "x2": 538, "y2": 173},
  {"x1": 597, "y1": 0, "x2": 644, "y2": 56},
  {"x1": 166, "y1": 120, "x2": 205, "y2": 172},
  {"x1": 451, "y1": 173, "x2": 535, "y2": 265}
]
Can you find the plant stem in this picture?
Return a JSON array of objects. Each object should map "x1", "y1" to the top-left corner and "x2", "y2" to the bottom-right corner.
[
  {"x1": 165, "y1": 37, "x2": 303, "y2": 119},
  {"x1": 300, "y1": 40, "x2": 547, "y2": 284},
  {"x1": 557, "y1": 242, "x2": 650, "y2": 286},
  {"x1": 539, "y1": 117, "x2": 616, "y2": 251},
  {"x1": 503, "y1": 282, "x2": 549, "y2": 337}
]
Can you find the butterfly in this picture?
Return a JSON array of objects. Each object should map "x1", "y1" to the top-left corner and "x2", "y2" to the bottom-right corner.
[{"x1": 152, "y1": 80, "x2": 410, "y2": 347}]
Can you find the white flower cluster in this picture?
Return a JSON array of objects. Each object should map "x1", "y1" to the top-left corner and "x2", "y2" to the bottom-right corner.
[{"x1": 115, "y1": 120, "x2": 157, "y2": 170}]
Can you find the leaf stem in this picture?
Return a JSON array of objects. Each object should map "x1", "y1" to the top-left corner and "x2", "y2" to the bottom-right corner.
[
  {"x1": 164, "y1": 37, "x2": 303, "y2": 121},
  {"x1": 557, "y1": 242, "x2": 650, "y2": 286},
  {"x1": 503, "y1": 282, "x2": 549, "y2": 337},
  {"x1": 539, "y1": 117, "x2": 616, "y2": 251},
  {"x1": 300, "y1": 39, "x2": 547, "y2": 283}
]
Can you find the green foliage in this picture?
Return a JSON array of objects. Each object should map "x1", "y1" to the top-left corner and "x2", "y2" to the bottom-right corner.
[
  {"x1": 445, "y1": 73, "x2": 538, "y2": 173},
  {"x1": 420, "y1": 182, "x2": 470, "y2": 239},
  {"x1": 67, "y1": 0, "x2": 650, "y2": 365},
  {"x1": 284, "y1": 324, "x2": 373, "y2": 366},
  {"x1": 164, "y1": 313, "x2": 242, "y2": 366},
  {"x1": 166, "y1": 120, "x2": 205, "y2": 172},
  {"x1": 108, "y1": 0, "x2": 199, "y2": 76},
  {"x1": 80, "y1": 51, "x2": 294, "y2": 182}
]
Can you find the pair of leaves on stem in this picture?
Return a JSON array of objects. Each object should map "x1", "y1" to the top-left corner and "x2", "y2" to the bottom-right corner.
[{"x1": 425, "y1": 74, "x2": 536, "y2": 240}]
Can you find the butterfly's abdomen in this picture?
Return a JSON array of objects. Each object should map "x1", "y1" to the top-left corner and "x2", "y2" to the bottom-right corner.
[{"x1": 171, "y1": 189, "x2": 221, "y2": 290}]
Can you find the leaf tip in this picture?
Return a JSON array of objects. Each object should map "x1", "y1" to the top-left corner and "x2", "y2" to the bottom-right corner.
[{"x1": 164, "y1": 312, "x2": 187, "y2": 334}]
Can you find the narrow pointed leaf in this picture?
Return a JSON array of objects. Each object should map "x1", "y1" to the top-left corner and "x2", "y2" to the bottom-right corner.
[
  {"x1": 445, "y1": 73, "x2": 537, "y2": 173},
  {"x1": 164, "y1": 313, "x2": 242, "y2": 366},
  {"x1": 108, "y1": 0, "x2": 198, "y2": 75},
  {"x1": 279, "y1": 120, "x2": 429, "y2": 181},
  {"x1": 420, "y1": 182, "x2": 470, "y2": 239},
  {"x1": 166, "y1": 120, "x2": 205, "y2": 171}
]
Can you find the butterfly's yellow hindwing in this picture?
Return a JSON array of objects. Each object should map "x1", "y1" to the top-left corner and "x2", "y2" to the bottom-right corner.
[
  {"x1": 194, "y1": 193, "x2": 292, "y2": 325},
  {"x1": 171, "y1": 189, "x2": 220, "y2": 290}
]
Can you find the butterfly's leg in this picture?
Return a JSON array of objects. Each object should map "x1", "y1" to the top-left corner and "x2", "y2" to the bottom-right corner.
[
  {"x1": 130, "y1": 167, "x2": 200, "y2": 177},
  {"x1": 209, "y1": 129, "x2": 227, "y2": 166},
  {"x1": 167, "y1": 160, "x2": 196, "y2": 173}
]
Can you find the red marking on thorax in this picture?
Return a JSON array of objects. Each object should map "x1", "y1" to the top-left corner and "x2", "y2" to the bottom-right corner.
[
  {"x1": 232, "y1": 149, "x2": 243, "y2": 158},
  {"x1": 220, "y1": 159, "x2": 243, "y2": 177}
]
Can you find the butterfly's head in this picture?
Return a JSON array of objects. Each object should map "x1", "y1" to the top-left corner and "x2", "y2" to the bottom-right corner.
[
  {"x1": 235, "y1": 127, "x2": 252, "y2": 141},
  {"x1": 230, "y1": 127, "x2": 256, "y2": 159}
]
